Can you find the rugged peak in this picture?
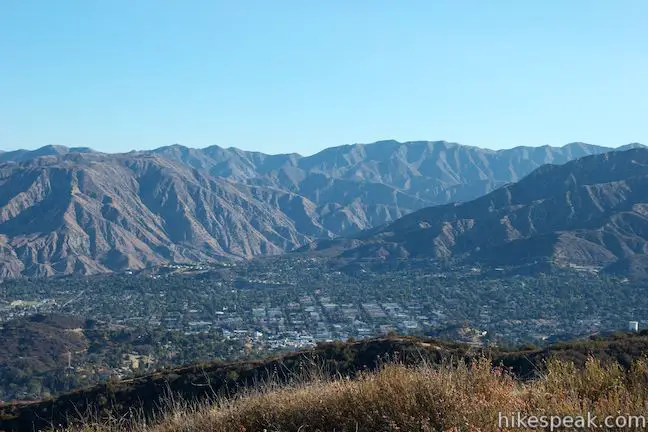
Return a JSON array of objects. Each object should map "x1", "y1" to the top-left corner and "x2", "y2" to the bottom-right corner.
[
  {"x1": 307, "y1": 148, "x2": 648, "y2": 279},
  {"x1": 0, "y1": 140, "x2": 646, "y2": 278}
]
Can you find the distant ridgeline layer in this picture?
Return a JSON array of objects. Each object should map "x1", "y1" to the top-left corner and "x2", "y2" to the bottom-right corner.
[{"x1": 0, "y1": 141, "x2": 645, "y2": 278}]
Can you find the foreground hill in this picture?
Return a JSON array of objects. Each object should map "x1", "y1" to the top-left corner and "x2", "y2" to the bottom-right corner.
[
  {"x1": 0, "y1": 141, "x2": 642, "y2": 277},
  {"x1": 304, "y1": 148, "x2": 648, "y2": 277},
  {"x1": 2, "y1": 332, "x2": 648, "y2": 431},
  {"x1": 0, "y1": 314, "x2": 87, "y2": 380},
  {"x1": 117, "y1": 354, "x2": 648, "y2": 432}
]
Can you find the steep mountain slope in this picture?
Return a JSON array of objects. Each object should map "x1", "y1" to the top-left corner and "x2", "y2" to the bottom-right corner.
[
  {"x1": 0, "y1": 153, "x2": 329, "y2": 278},
  {"x1": 304, "y1": 148, "x2": 648, "y2": 275},
  {"x1": 7, "y1": 141, "x2": 642, "y2": 237},
  {"x1": 145, "y1": 141, "x2": 645, "y2": 234},
  {"x1": 0, "y1": 141, "x2": 644, "y2": 278}
]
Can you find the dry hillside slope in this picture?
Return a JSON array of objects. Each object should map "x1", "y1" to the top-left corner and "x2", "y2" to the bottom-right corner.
[
  {"x1": 0, "y1": 153, "x2": 328, "y2": 278},
  {"x1": 305, "y1": 148, "x2": 648, "y2": 276}
]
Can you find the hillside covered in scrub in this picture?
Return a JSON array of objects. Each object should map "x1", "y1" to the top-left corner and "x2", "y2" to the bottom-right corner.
[
  {"x1": 3, "y1": 332, "x2": 648, "y2": 431},
  {"x1": 62, "y1": 355, "x2": 648, "y2": 432}
]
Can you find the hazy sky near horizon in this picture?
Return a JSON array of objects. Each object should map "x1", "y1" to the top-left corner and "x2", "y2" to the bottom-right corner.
[{"x1": 1, "y1": 1, "x2": 647, "y2": 155}]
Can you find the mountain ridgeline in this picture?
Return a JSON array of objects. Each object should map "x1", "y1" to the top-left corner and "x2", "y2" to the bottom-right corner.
[
  {"x1": 305, "y1": 148, "x2": 648, "y2": 277},
  {"x1": 0, "y1": 141, "x2": 644, "y2": 278}
]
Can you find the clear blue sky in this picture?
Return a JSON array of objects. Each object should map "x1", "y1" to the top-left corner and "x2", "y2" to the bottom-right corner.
[{"x1": 1, "y1": 0, "x2": 647, "y2": 155}]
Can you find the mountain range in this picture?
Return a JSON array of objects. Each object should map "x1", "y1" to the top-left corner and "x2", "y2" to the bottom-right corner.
[
  {"x1": 0, "y1": 141, "x2": 644, "y2": 278},
  {"x1": 304, "y1": 148, "x2": 648, "y2": 277}
]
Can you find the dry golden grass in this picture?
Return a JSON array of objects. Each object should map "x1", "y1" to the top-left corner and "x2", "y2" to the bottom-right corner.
[{"x1": 60, "y1": 356, "x2": 648, "y2": 432}]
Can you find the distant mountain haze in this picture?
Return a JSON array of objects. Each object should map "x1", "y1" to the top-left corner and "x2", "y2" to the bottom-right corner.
[{"x1": 0, "y1": 140, "x2": 644, "y2": 278}]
